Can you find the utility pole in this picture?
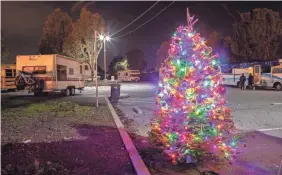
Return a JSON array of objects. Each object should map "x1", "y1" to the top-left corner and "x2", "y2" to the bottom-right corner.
[
  {"x1": 94, "y1": 30, "x2": 99, "y2": 108},
  {"x1": 103, "y1": 38, "x2": 107, "y2": 80},
  {"x1": 187, "y1": 8, "x2": 190, "y2": 25}
]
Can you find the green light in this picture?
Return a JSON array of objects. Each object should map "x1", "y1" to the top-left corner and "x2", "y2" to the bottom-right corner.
[
  {"x1": 212, "y1": 60, "x2": 217, "y2": 66},
  {"x1": 230, "y1": 141, "x2": 236, "y2": 147}
]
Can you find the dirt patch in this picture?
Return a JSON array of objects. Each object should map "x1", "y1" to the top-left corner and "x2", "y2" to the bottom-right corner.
[{"x1": 1, "y1": 99, "x2": 136, "y2": 175}]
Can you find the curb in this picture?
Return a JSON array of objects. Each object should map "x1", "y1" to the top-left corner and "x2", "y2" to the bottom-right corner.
[{"x1": 105, "y1": 97, "x2": 151, "y2": 175}]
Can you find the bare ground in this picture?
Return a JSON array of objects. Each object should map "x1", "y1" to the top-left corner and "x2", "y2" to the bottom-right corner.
[{"x1": 1, "y1": 96, "x2": 136, "y2": 175}]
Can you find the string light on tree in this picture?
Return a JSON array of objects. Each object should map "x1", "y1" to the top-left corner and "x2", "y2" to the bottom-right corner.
[{"x1": 151, "y1": 9, "x2": 238, "y2": 164}]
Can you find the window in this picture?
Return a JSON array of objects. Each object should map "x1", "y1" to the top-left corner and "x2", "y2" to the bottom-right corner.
[
  {"x1": 261, "y1": 67, "x2": 271, "y2": 73},
  {"x1": 80, "y1": 65, "x2": 82, "y2": 74},
  {"x1": 130, "y1": 70, "x2": 140, "y2": 74},
  {"x1": 69, "y1": 68, "x2": 74, "y2": 75},
  {"x1": 57, "y1": 65, "x2": 67, "y2": 81},
  {"x1": 130, "y1": 74, "x2": 139, "y2": 77},
  {"x1": 22, "y1": 66, "x2": 46, "y2": 74},
  {"x1": 85, "y1": 65, "x2": 89, "y2": 70},
  {"x1": 125, "y1": 73, "x2": 128, "y2": 76},
  {"x1": 273, "y1": 68, "x2": 282, "y2": 73},
  {"x1": 5, "y1": 69, "x2": 13, "y2": 77}
]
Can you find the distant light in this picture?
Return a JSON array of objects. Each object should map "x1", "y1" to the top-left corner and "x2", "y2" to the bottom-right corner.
[{"x1": 105, "y1": 36, "x2": 110, "y2": 41}]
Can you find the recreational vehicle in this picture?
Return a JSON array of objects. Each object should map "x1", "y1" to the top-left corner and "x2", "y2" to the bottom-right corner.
[
  {"x1": 222, "y1": 59, "x2": 282, "y2": 90},
  {"x1": 16, "y1": 54, "x2": 87, "y2": 96},
  {"x1": 253, "y1": 59, "x2": 282, "y2": 90},
  {"x1": 118, "y1": 70, "x2": 140, "y2": 82},
  {"x1": 222, "y1": 68, "x2": 251, "y2": 87},
  {"x1": 1, "y1": 64, "x2": 17, "y2": 91}
]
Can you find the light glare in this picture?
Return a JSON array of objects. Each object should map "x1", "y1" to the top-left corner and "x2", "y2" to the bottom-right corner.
[
  {"x1": 99, "y1": 35, "x2": 104, "y2": 41},
  {"x1": 105, "y1": 36, "x2": 110, "y2": 41}
]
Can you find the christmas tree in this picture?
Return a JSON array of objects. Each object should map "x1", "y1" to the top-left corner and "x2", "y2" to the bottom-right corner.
[{"x1": 151, "y1": 11, "x2": 238, "y2": 164}]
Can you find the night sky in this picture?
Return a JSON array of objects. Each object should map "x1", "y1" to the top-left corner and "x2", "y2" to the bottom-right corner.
[{"x1": 1, "y1": 1, "x2": 282, "y2": 69}]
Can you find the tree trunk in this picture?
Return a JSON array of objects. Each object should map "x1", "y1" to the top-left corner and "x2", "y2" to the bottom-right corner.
[
  {"x1": 89, "y1": 64, "x2": 94, "y2": 83},
  {"x1": 91, "y1": 69, "x2": 94, "y2": 83}
]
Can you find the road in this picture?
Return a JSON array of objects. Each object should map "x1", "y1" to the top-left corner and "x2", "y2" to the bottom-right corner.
[
  {"x1": 116, "y1": 82, "x2": 282, "y2": 138},
  {"x1": 116, "y1": 82, "x2": 282, "y2": 174}
]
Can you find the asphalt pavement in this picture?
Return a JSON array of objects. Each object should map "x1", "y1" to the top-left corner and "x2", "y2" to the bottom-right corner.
[
  {"x1": 116, "y1": 82, "x2": 282, "y2": 138},
  {"x1": 116, "y1": 82, "x2": 282, "y2": 175}
]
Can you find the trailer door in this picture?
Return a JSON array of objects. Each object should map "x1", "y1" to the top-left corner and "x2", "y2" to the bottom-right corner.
[{"x1": 254, "y1": 65, "x2": 261, "y2": 85}]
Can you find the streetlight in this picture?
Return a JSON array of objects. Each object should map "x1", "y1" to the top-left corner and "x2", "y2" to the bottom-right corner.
[
  {"x1": 98, "y1": 34, "x2": 111, "y2": 81},
  {"x1": 93, "y1": 31, "x2": 110, "y2": 108}
]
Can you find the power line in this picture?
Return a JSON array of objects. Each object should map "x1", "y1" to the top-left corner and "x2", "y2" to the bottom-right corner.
[
  {"x1": 113, "y1": 1, "x2": 175, "y2": 39},
  {"x1": 110, "y1": 1, "x2": 160, "y2": 37}
]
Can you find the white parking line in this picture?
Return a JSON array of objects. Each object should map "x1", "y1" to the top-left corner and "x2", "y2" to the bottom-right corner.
[
  {"x1": 258, "y1": 128, "x2": 282, "y2": 132},
  {"x1": 271, "y1": 103, "x2": 282, "y2": 105}
]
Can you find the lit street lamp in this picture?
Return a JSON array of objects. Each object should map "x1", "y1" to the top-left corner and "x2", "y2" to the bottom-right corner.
[{"x1": 93, "y1": 31, "x2": 110, "y2": 108}]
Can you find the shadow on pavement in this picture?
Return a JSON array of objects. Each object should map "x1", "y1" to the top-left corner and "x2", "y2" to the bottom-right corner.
[{"x1": 1, "y1": 124, "x2": 136, "y2": 175}]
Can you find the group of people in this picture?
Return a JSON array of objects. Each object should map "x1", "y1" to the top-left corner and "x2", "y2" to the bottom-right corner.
[{"x1": 239, "y1": 73, "x2": 254, "y2": 90}]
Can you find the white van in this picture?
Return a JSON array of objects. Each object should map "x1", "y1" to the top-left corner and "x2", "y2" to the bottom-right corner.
[
  {"x1": 221, "y1": 59, "x2": 282, "y2": 90},
  {"x1": 118, "y1": 70, "x2": 140, "y2": 82},
  {"x1": 222, "y1": 68, "x2": 251, "y2": 87},
  {"x1": 253, "y1": 59, "x2": 282, "y2": 90}
]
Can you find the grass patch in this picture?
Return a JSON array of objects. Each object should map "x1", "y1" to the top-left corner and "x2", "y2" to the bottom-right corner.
[
  {"x1": 1, "y1": 99, "x2": 115, "y2": 144},
  {"x1": 2, "y1": 101, "x2": 93, "y2": 119}
]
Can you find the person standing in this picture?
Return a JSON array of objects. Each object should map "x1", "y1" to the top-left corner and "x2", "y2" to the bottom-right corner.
[
  {"x1": 248, "y1": 73, "x2": 254, "y2": 90},
  {"x1": 240, "y1": 73, "x2": 246, "y2": 90}
]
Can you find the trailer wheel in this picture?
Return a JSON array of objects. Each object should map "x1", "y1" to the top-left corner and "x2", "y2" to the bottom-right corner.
[
  {"x1": 64, "y1": 88, "x2": 71, "y2": 96},
  {"x1": 39, "y1": 79, "x2": 45, "y2": 91},
  {"x1": 274, "y1": 83, "x2": 282, "y2": 91},
  {"x1": 70, "y1": 87, "x2": 76, "y2": 96}
]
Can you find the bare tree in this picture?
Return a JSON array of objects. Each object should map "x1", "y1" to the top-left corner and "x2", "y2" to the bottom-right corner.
[
  {"x1": 156, "y1": 41, "x2": 170, "y2": 70},
  {"x1": 126, "y1": 48, "x2": 146, "y2": 71},
  {"x1": 1, "y1": 32, "x2": 9, "y2": 61},
  {"x1": 63, "y1": 8, "x2": 105, "y2": 81},
  {"x1": 38, "y1": 8, "x2": 72, "y2": 54},
  {"x1": 206, "y1": 31, "x2": 221, "y2": 51},
  {"x1": 224, "y1": 8, "x2": 282, "y2": 61}
]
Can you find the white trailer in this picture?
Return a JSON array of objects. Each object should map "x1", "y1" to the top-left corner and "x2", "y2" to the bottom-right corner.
[
  {"x1": 221, "y1": 59, "x2": 282, "y2": 90},
  {"x1": 16, "y1": 54, "x2": 88, "y2": 96},
  {"x1": 253, "y1": 59, "x2": 282, "y2": 90},
  {"x1": 222, "y1": 68, "x2": 251, "y2": 87},
  {"x1": 118, "y1": 70, "x2": 140, "y2": 82}
]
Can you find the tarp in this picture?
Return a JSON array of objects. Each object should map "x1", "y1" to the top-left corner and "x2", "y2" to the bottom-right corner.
[{"x1": 220, "y1": 59, "x2": 280, "y2": 72}]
